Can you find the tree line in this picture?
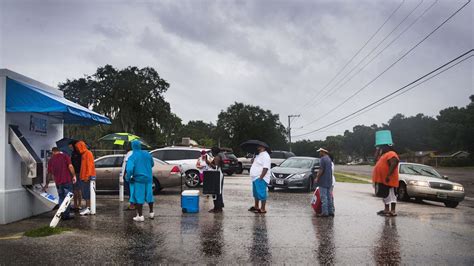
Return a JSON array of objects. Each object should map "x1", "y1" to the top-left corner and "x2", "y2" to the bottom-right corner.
[{"x1": 60, "y1": 65, "x2": 473, "y2": 165}]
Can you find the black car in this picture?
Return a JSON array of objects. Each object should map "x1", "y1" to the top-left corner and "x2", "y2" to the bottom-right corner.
[
  {"x1": 221, "y1": 152, "x2": 239, "y2": 176},
  {"x1": 269, "y1": 156, "x2": 320, "y2": 192}
]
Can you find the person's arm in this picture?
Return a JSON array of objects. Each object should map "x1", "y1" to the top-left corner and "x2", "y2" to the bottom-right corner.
[
  {"x1": 68, "y1": 164, "x2": 76, "y2": 184},
  {"x1": 316, "y1": 159, "x2": 325, "y2": 184},
  {"x1": 210, "y1": 155, "x2": 221, "y2": 169},
  {"x1": 125, "y1": 159, "x2": 135, "y2": 182},
  {"x1": 196, "y1": 159, "x2": 201, "y2": 169},
  {"x1": 385, "y1": 157, "x2": 399, "y2": 183},
  {"x1": 259, "y1": 154, "x2": 270, "y2": 179}
]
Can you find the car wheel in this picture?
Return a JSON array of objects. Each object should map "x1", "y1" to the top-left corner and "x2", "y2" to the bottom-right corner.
[
  {"x1": 444, "y1": 201, "x2": 459, "y2": 208},
  {"x1": 152, "y1": 177, "x2": 161, "y2": 195},
  {"x1": 268, "y1": 186, "x2": 275, "y2": 192},
  {"x1": 397, "y1": 182, "x2": 409, "y2": 201},
  {"x1": 185, "y1": 171, "x2": 200, "y2": 188},
  {"x1": 236, "y1": 163, "x2": 243, "y2": 174},
  {"x1": 306, "y1": 178, "x2": 313, "y2": 192}
]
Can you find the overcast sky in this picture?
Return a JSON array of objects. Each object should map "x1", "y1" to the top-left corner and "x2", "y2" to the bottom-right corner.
[{"x1": 1, "y1": 0, "x2": 472, "y2": 141}]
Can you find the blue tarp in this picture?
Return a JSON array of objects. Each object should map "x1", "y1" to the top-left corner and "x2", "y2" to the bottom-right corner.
[{"x1": 6, "y1": 77, "x2": 111, "y2": 125}]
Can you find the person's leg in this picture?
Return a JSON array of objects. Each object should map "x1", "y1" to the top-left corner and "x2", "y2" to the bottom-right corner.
[
  {"x1": 328, "y1": 186, "x2": 335, "y2": 216},
  {"x1": 57, "y1": 185, "x2": 66, "y2": 216},
  {"x1": 320, "y1": 187, "x2": 329, "y2": 216},
  {"x1": 63, "y1": 184, "x2": 73, "y2": 218},
  {"x1": 389, "y1": 188, "x2": 397, "y2": 214},
  {"x1": 258, "y1": 179, "x2": 268, "y2": 212},
  {"x1": 80, "y1": 180, "x2": 91, "y2": 215},
  {"x1": 382, "y1": 188, "x2": 395, "y2": 215},
  {"x1": 148, "y1": 203, "x2": 154, "y2": 212},
  {"x1": 252, "y1": 180, "x2": 259, "y2": 209},
  {"x1": 136, "y1": 204, "x2": 143, "y2": 216},
  {"x1": 261, "y1": 201, "x2": 266, "y2": 212}
]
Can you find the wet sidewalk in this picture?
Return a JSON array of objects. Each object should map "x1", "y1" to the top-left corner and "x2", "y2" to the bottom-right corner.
[{"x1": 1, "y1": 175, "x2": 473, "y2": 264}]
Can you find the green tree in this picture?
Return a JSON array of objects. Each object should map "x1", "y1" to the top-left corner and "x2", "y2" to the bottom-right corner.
[
  {"x1": 59, "y1": 65, "x2": 179, "y2": 146},
  {"x1": 176, "y1": 120, "x2": 217, "y2": 147},
  {"x1": 216, "y1": 103, "x2": 287, "y2": 154}
]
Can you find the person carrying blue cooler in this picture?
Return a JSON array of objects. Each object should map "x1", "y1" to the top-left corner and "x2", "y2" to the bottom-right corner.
[{"x1": 126, "y1": 140, "x2": 155, "y2": 222}]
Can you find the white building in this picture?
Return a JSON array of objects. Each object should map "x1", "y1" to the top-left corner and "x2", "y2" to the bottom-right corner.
[{"x1": 0, "y1": 69, "x2": 110, "y2": 224}]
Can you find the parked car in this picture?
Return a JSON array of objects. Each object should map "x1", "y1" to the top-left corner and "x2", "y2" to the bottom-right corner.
[
  {"x1": 221, "y1": 152, "x2": 239, "y2": 176},
  {"x1": 374, "y1": 162, "x2": 465, "y2": 208},
  {"x1": 237, "y1": 153, "x2": 253, "y2": 174},
  {"x1": 270, "y1": 150, "x2": 296, "y2": 168},
  {"x1": 150, "y1": 147, "x2": 209, "y2": 188},
  {"x1": 268, "y1": 156, "x2": 320, "y2": 192},
  {"x1": 94, "y1": 154, "x2": 182, "y2": 194},
  {"x1": 238, "y1": 150, "x2": 296, "y2": 174}
]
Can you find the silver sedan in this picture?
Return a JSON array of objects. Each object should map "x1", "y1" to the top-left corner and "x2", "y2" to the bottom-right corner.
[{"x1": 397, "y1": 163, "x2": 465, "y2": 208}]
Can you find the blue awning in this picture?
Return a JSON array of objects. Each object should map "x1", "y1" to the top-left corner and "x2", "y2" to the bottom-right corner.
[{"x1": 6, "y1": 77, "x2": 111, "y2": 125}]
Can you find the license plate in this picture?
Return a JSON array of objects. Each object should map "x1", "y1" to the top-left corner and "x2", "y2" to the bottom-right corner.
[
  {"x1": 276, "y1": 179, "x2": 284, "y2": 185},
  {"x1": 437, "y1": 193, "x2": 448, "y2": 199}
]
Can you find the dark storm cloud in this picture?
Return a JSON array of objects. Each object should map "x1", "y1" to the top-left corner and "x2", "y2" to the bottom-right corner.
[{"x1": 1, "y1": 0, "x2": 472, "y2": 141}]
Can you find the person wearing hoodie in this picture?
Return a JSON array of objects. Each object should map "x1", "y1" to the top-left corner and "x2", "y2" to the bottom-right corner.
[
  {"x1": 75, "y1": 140, "x2": 96, "y2": 216},
  {"x1": 126, "y1": 140, "x2": 155, "y2": 222},
  {"x1": 69, "y1": 140, "x2": 82, "y2": 212}
]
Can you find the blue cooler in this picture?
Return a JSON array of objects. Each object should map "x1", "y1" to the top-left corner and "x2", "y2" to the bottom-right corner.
[{"x1": 181, "y1": 190, "x2": 200, "y2": 213}]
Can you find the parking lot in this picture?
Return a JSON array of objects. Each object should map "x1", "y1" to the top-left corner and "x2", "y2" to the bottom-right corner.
[{"x1": 1, "y1": 174, "x2": 473, "y2": 264}]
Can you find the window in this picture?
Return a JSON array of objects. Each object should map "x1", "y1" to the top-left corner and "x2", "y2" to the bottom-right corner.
[
  {"x1": 95, "y1": 157, "x2": 117, "y2": 168},
  {"x1": 313, "y1": 159, "x2": 320, "y2": 167},
  {"x1": 163, "y1": 150, "x2": 188, "y2": 161},
  {"x1": 286, "y1": 152, "x2": 296, "y2": 158},
  {"x1": 151, "y1": 150, "x2": 165, "y2": 160},
  {"x1": 271, "y1": 152, "x2": 285, "y2": 159},
  {"x1": 186, "y1": 150, "x2": 201, "y2": 159},
  {"x1": 280, "y1": 158, "x2": 314, "y2": 169},
  {"x1": 153, "y1": 158, "x2": 167, "y2": 165},
  {"x1": 115, "y1": 156, "x2": 125, "y2": 167}
]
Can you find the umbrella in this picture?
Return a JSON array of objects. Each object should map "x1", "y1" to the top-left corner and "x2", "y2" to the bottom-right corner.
[
  {"x1": 98, "y1": 133, "x2": 150, "y2": 147},
  {"x1": 56, "y1": 137, "x2": 76, "y2": 149},
  {"x1": 240, "y1": 140, "x2": 271, "y2": 154}
]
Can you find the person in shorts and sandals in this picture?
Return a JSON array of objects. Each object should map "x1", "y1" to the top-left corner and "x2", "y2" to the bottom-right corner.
[
  {"x1": 75, "y1": 141, "x2": 96, "y2": 216},
  {"x1": 69, "y1": 140, "x2": 82, "y2": 212},
  {"x1": 196, "y1": 150, "x2": 208, "y2": 186},
  {"x1": 249, "y1": 145, "x2": 271, "y2": 214},
  {"x1": 372, "y1": 130, "x2": 400, "y2": 217},
  {"x1": 45, "y1": 147, "x2": 77, "y2": 220},
  {"x1": 125, "y1": 140, "x2": 155, "y2": 222}
]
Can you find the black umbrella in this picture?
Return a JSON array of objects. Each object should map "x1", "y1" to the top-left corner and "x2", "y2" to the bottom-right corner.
[
  {"x1": 240, "y1": 140, "x2": 271, "y2": 154},
  {"x1": 56, "y1": 137, "x2": 76, "y2": 149}
]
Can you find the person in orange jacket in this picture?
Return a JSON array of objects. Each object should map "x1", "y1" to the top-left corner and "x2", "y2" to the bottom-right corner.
[{"x1": 75, "y1": 140, "x2": 96, "y2": 216}]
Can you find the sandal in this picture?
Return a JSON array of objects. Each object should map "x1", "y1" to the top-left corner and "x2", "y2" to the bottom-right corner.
[
  {"x1": 377, "y1": 210, "x2": 390, "y2": 216},
  {"x1": 254, "y1": 209, "x2": 267, "y2": 214},
  {"x1": 248, "y1": 206, "x2": 258, "y2": 212},
  {"x1": 389, "y1": 212, "x2": 398, "y2": 217}
]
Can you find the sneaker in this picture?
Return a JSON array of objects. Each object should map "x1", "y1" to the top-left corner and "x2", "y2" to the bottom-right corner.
[
  {"x1": 133, "y1": 215, "x2": 145, "y2": 222},
  {"x1": 149, "y1": 212, "x2": 155, "y2": 219},
  {"x1": 80, "y1": 207, "x2": 91, "y2": 216}
]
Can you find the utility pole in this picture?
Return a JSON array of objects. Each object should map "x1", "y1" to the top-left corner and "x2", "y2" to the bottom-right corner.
[{"x1": 287, "y1": 114, "x2": 300, "y2": 152}]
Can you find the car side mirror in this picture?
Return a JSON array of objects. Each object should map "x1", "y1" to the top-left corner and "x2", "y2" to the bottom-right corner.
[{"x1": 442, "y1": 175, "x2": 448, "y2": 180}]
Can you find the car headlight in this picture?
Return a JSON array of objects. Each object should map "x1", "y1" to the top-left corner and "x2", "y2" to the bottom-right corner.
[
  {"x1": 453, "y1": 185, "x2": 464, "y2": 191},
  {"x1": 408, "y1": 180, "x2": 429, "y2": 187},
  {"x1": 290, "y1": 174, "x2": 306, "y2": 180}
]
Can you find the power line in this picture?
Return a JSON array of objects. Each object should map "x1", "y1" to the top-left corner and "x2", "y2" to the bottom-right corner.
[
  {"x1": 312, "y1": 0, "x2": 425, "y2": 107},
  {"x1": 298, "y1": 0, "x2": 469, "y2": 128},
  {"x1": 292, "y1": 49, "x2": 473, "y2": 139},
  {"x1": 295, "y1": 0, "x2": 405, "y2": 112},
  {"x1": 319, "y1": 54, "x2": 474, "y2": 133},
  {"x1": 312, "y1": 0, "x2": 438, "y2": 108}
]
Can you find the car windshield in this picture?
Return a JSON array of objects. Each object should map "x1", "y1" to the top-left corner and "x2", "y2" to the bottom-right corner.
[
  {"x1": 279, "y1": 158, "x2": 314, "y2": 169},
  {"x1": 400, "y1": 164, "x2": 442, "y2": 178}
]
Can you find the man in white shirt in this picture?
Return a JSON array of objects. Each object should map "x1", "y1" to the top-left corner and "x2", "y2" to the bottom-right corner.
[{"x1": 248, "y1": 145, "x2": 271, "y2": 214}]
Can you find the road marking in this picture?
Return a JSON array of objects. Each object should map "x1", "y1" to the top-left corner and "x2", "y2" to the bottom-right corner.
[{"x1": 0, "y1": 233, "x2": 23, "y2": 240}]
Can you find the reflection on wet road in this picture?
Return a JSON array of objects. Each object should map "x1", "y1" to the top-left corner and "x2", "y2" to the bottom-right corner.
[
  {"x1": 313, "y1": 217, "x2": 335, "y2": 264},
  {"x1": 374, "y1": 218, "x2": 400, "y2": 265},
  {"x1": 250, "y1": 216, "x2": 271, "y2": 263},
  {"x1": 0, "y1": 175, "x2": 473, "y2": 264}
]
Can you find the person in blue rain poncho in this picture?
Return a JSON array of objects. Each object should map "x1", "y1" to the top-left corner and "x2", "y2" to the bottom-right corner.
[{"x1": 125, "y1": 140, "x2": 155, "y2": 222}]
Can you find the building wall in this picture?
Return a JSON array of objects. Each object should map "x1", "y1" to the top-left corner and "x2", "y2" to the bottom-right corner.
[{"x1": 0, "y1": 71, "x2": 64, "y2": 224}]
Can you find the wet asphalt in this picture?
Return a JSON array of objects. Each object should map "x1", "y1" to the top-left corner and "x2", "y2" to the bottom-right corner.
[{"x1": 0, "y1": 174, "x2": 473, "y2": 264}]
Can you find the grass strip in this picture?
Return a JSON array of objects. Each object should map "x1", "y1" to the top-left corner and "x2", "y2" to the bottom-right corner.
[
  {"x1": 334, "y1": 173, "x2": 371, "y2": 184},
  {"x1": 24, "y1": 226, "x2": 71, "y2": 238}
]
